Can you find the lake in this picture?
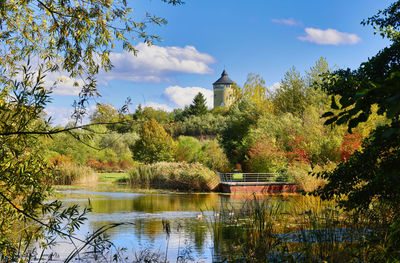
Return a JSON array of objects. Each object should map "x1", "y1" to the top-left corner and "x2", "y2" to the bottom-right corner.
[{"x1": 49, "y1": 185, "x2": 303, "y2": 262}]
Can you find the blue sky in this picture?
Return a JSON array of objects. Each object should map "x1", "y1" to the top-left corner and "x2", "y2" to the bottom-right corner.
[{"x1": 46, "y1": 0, "x2": 393, "y2": 125}]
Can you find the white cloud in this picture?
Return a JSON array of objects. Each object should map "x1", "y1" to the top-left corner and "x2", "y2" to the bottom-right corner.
[
  {"x1": 103, "y1": 43, "x2": 216, "y2": 83},
  {"x1": 140, "y1": 102, "x2": 174, "y2": 112},
  {"x1": 298, "y1": 28, "x2": 361, "y2": 45},
  {"x1": 45, "y1": 105, "x2": 95, "y2": 126},
  {"x1": 44, "y1": 106, "x2": 74, "y2": 126},
  {"x1": 271, "y1": 18, "x2": 303, "y2": 27},
  {"x1": 45, "y1": 72, "x2": 83, "y2": 96},
  {"x1": 268, "y1": 82, "x2": 281, "y2": 93},
  {"x1": 14, "y1": 65, "x2": 83, "y2": 96},
  {"x1": 163, "y1": 86, "x2": 213, "y2": 108}
]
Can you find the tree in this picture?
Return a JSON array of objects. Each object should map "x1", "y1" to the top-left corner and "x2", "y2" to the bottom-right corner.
[
  {"x1": 233, "y1": 73, "x2": 273, "y2": 112},
  {"x1": 313, "y1": 1, "x2": 400, "y2": 212},
  {"x1": 132, "y1": 105, "x2": 174, "y2": 124},
  {"x1": 175, "y1": 136, "x2": 203, "y2": 162},
  {"x1": 273, "y1": 67, "x2": 310, "y2": 116},
  {"x1": 0, "y1": 0, "x2": 183, "y2": 118},
  {"x1": 306, "y1": 57, "x2": 332, "y2": 110},
  {"x1": 131, "y1": 119, "x2": 175, "y2": 163},
  {"x1": 0, "y1": 0, "x2": 182, "y2": 259},
  {"x1": 90, "y1": 103, "x2": 120, "y2": 124},
  {"x1": 188, "y1": 92, "x2": 208, "y2": 116},
  {"x1": 220, "y1": 98, "x2": 261, "y2": 168}
]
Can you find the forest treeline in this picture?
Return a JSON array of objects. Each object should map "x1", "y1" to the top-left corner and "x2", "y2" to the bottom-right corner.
[{"x1": 44, "y1": 58, "x2": 386, "y2": 186}]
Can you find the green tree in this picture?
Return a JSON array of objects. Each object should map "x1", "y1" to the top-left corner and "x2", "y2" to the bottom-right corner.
[
  {"x1": 306, "y1": 57, "x2": 332, "y2": 110},
  {"x1": 131, "y1": 119, "x2": 175, "y2": 163},
  {"x1": 168, "y1": 113, "x2": 228, "y2": 137},
  {"x1": 90, "y1": 103, "x2": 134, "y2": 132},
  {"x1": 132, "y1": 105, "x2": 174, "y2": 124},
  {"x1": 273, "y1": 66, "x2": 310, "y2": 116},
  {"x1": 220, "y1": 98, "x2": 261, "y2": 168},
  {"x1": 188, "y1": 92, "x2": 208, "y2": 116},
  {"x1": 175, "y1": 136, "x2": 203, "y2": 162},
  {"x1": 90, "y1": 103, "x2": 120, "y2": 124},
  {"x1": 233, "y1": 73, "x2": 273, "y2": 112},
  {"x1": 314, "y1": 1, "x2": 400, "y2": 213}
]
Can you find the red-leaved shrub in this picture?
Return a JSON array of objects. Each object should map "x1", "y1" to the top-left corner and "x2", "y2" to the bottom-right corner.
[{"x1": 340, "y1": 133, "x2": 363, "y2": 161}]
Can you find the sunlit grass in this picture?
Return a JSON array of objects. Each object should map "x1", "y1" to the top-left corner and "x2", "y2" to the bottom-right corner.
[{"x1": 97, "y1": 172, "x2": 130, "y2": 183}]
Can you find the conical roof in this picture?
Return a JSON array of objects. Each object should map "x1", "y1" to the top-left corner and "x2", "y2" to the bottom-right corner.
[{"x1": 213, "y1": 70, "x2": 234, "y2": 85}]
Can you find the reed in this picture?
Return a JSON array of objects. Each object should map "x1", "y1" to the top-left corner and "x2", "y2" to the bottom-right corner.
[
  {"x1": 53, "y1": 163, "x2": 98, "y2": 185},
  {"x1": 209, "y1": 195, "x2": 397, "y2": 262},
  {"x1": 128, "y1": 162, "x2": 219, "y2": 191}
]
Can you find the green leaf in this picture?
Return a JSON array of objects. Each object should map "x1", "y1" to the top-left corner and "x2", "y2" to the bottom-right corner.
[
  {"x1": 331, "y1": 96, "x2": 339, "y2": 110},
  {"x1": 324, "y1": 116, "x2": 338, "y2": 125},
  {"x1": 336, "y1": 115, "x2": 349, "y2": 125},
  {"x1": 321, "y1": 111, "x2": 335, "y2": 118}
]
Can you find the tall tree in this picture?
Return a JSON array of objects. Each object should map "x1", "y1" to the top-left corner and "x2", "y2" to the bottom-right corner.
[
  {"x1": 90, "y1": 103, "x2": 120, "y2": 124},
  {"x1": 233, "y1": 73, "x2": 273, "y2": 112},
  {"x1": 220, "y1": 98, "x2": 261, "y2": 168},
  {"x1": 188, "y1": 92, "x2": 208, "y2": 116},
  {"x1": 273, "y1": 66, "x2": 310, "y2": 116}
]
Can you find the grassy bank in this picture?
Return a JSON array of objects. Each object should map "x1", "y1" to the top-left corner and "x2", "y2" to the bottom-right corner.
[{"x1": 128, "y1": 162, "x2": 219, "y2": 191}]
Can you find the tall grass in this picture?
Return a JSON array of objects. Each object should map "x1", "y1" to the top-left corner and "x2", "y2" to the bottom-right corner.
[
  {"x1": 288, "y1": 162, "x2": 335, "y2": 192},
  {"x1": 209, "y1": 195, "x2": 398, "y2": 262},
  {"x1": 128, "y1": 162, "x2": 219, "y2": 191},
  {"x1": 53, "y1": 163, "x2": 98, "y2": 185}
]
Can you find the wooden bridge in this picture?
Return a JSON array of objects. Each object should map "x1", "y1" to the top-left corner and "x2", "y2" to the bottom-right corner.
[{"x1": 217, "y1": 173, "x2": 299, "y2": 193}]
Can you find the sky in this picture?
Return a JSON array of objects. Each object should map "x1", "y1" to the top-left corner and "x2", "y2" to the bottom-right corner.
[{"x1": 46, "y1": 0, "x2": 393, "y2": 125}]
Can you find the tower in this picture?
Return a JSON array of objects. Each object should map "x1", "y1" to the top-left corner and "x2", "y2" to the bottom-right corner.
[{"x1": 213, "y1": 70, "x2": 234, "y2": 108}]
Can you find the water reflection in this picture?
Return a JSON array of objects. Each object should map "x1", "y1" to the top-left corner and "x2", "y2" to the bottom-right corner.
[{"x1": 55, "y1": 186, "x2": 301, "y2": 262}]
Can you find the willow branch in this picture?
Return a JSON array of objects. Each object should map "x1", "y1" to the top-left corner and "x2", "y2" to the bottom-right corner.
[{"x1": 0, "y1": 121, "x2": 130, "y2": 136}]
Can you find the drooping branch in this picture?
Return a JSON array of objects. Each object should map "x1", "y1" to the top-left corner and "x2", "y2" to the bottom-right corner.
[{"x1": 0, "y1": 121, "x2": 129, "y2": 136}]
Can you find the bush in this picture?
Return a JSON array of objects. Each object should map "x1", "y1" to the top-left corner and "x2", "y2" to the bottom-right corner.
[
  {"x1": 198, "y1": 140, "x2": 231, "y2": 172},
  {"x1": 167, "y1": 113, "x2": 227, "y2": 137},
  {"x1": 53, "y1": 162, "x2": 98, "y2": 185},
  {"x1": 86, "y1": 158, "x2": 134, "y2": 172},
  {"x1": 246, "y1": 139, "x2": 287, "y2": 173},
  {"x1": 288, "y1": 162, "x2": 334, "y2": 192},
  {"x1": 340, "y1": 132, "x2": 363, "y2": 161},
  {"x1": 131, "y1": 119, "x2": 175, "y2": 163},
  {"x1": 128, "y1": 162, "x2": 219, "y2": 191},
  {"x1": 174, "y1": 136, "x2": 203, "y2": 162}
]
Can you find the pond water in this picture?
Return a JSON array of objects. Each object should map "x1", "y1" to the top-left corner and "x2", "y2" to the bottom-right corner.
[{"x1": 49, "y1": 185, "x2": 300, "y2": 262}]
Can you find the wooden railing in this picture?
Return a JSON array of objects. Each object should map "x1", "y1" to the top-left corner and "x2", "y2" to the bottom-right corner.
[{"x1": 217, "y1": 172, "x2": 293, "y2": 183}]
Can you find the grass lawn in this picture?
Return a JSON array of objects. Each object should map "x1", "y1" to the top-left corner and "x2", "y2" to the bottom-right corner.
[{"x1": 97, "y1": 172, "x2": 129, "y2": 183}]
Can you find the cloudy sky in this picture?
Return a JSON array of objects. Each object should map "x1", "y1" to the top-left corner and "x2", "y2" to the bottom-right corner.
[{"x1": 47, "y1": 0, "x2": 392, "y2": 125}]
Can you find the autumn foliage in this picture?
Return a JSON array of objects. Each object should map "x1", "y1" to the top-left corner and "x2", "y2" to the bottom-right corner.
[
  {"x1": 340, "y1": 133, "x2": 363, "y2": 161},
  {"x1": 286, "y1": 135, "x2": 310, "y2": 164},
  {"x1": 246, "y1": 140, "x2": 287, "y2": 173}
]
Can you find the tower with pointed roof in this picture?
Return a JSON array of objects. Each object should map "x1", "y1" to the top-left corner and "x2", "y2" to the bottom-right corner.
[{"x1": 213, "y1": 70, "x2": 234, "y2": 108}]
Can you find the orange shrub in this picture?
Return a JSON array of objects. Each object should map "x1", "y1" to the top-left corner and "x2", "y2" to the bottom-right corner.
[
  {"x1": 246, "y1": 139, "x2": 287, "y2": 173},
  {"x1": 340, "y1": 133, "x2": 363, "y2": 161}
]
